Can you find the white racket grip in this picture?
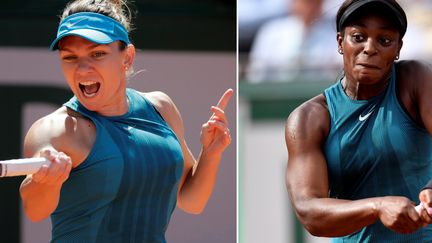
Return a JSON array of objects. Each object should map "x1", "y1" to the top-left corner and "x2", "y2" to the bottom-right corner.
[{"x1": 0, "y1": 157, "x2": 50, "y2": 177}]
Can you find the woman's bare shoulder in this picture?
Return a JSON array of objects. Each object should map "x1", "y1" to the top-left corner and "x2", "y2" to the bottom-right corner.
[
  {"x1": 396, "y1": 60, "x2": 432, "y2": 83},
  {"x1": 141, "y1": 91, "x2": 174, "y2": 111},
  {"x1": 137, "y1": 91, "x2": 185, "y2": 137},
  {"x1": 24, "y1": 106, "x2": 95, "y2": 164},
  {"x1": 287, "y1": 94, "x2": 329, "y2": 126},
  {"x1": 286, "y1": 94, "x2": 330, "y2": 143}
]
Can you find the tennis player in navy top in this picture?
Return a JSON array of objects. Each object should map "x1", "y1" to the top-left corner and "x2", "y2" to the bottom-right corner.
[
  {"x1": 286, "y1": 0, "x2": 432, "y2": 242},
  {"x1": 19, "y1": 0, "x2": 233, "y2": 242}
]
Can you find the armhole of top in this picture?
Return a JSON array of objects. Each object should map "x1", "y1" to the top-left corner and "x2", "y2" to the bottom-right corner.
[
  {"x1": 139, "y1": 93, "x2": 182, "y2": 144},
  {"x1": 392, "y1": 65, "x2": 429, "y2": 133},
  {"x1": 66, "y1": 106, "x2": 85, "y2": 119},
  {"x1": 139, "y1": 92, "x2": 169, "y2": 124},
  {"x1": 318, "y1": 93, "x2": 332, "y2": 145},
  {"x1": 63, "y1": 104, "x2": 101, "y2": 171},
  {"x1": 150, "y1": 102, "x2": 168, "y2": 123},
  {"x1": 323, "y1": 89, "x2": 335, "y2": 128}
]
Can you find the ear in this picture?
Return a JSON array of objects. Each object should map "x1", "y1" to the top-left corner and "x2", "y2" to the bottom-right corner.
[
  {"x1": 397, "y1": 39, "x2": 403, "y2": 57},
  {"x1": 123, "y1": 44, "x2": 136, "y2": 70},
  {"x1": 337, "y1": 32, "x2": 343, "y2": 50}
]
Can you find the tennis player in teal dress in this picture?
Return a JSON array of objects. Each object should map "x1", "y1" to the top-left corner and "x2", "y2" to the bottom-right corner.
[
  {"x1": 19, "y1": 0, "x2": 233, "y2": 242},
  {"x1": 286, "y1": 0, "x2": 432, "y2": 242}
]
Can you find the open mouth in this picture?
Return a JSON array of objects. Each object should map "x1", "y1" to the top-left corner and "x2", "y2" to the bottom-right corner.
[{"x1": 79, "y1": 81, "x2": 101, "y2": 98}]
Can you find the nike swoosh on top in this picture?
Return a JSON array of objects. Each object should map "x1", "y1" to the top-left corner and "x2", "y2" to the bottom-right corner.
[{"x1": 359, "y1": 107, "x2": 375, "y2": 121}]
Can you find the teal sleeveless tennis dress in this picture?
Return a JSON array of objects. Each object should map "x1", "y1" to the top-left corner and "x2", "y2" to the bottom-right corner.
[
  {"x1": 51, "y1": 88, "x2": 184, "y2": 242},
  {"x1": 324, "y1": 66, "x2": 432, "y2": 242}
]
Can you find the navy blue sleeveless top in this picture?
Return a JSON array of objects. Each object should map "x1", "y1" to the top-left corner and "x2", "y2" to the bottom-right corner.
[
  {"x1": 324, "y1": 66, "x2": 432, "y2": 242},
  {"x1": 51, "y1": 88, "x2": 184, "y2": 243}
]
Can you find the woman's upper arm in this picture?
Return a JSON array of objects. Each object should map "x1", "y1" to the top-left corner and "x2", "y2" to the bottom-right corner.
[
  {"x1": 415, "y1": 63, "x2": 432, "y2": 134},
  {"x1": 23, "y1": 107, "x2": 88, "y2": 165},
  {"x1": 285, "y1": 96, "x2": 330, "y2": 212},
  {"x1": 24, "y1": 114, "x2": 57, "y2": 158}
]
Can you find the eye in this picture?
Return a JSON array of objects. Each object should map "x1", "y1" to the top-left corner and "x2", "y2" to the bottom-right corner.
[
  {"x1": 379, "y1": 36, "x2": 393, "y2": 46},
  {"x1": 92, "y1": 51, "x2": 107, "y2": 58},
  {"x1": 351, "y1": 33, "x2": 365, "y2": 43},
  {"x1": 61, "y1": 55, "x2": 77, "y2": 62}
]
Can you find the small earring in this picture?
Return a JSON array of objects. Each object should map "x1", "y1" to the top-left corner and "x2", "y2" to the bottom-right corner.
[
  {"x1": 338, "y1": 48, "x2": 343, "y2": 54},
  {"x1": 395, "y1": 55, "x2": 399, "y2": 60}
]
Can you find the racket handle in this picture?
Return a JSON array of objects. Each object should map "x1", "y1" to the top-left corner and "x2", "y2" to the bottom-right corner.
[
  {"x1": 0, "y1": 158, "x2": 49, "y2": 177},
  {"x1": 415, "y1": 203, "x2": 432, "y2": 215}
]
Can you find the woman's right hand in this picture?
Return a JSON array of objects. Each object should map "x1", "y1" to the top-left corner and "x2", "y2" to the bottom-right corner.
[
  {"x1": 32, "y1": 148, "x2": 72, "y2": 186},
  {"x1": 377, "y1": 196, "x2": 424, "y2": 234}
]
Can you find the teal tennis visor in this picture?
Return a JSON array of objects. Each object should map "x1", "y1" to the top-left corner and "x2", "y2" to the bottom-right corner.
[{"x1": 50, "y1": 12, "x2": 131, "y2": 50}]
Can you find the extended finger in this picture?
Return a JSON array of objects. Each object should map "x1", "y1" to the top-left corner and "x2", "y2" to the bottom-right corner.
[{"x1": 215, "y1": 89, "x2": 233, "y2": 110}]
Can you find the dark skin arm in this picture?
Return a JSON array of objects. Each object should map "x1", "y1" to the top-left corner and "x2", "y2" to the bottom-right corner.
[
  {"x1": 398, "y1": 61, "x2": 432, "y2": 223},
  {"x1": 286, "y1": 94, "x2": 423, "y2": 236}
]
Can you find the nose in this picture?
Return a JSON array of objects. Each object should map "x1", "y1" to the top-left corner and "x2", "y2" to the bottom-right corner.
[
  {"x1": 363, "y1": 38, "x2": 378, "y2": 56},
  {"x1": 76, "y1": 58, "x2": 93, "y2": 75}
]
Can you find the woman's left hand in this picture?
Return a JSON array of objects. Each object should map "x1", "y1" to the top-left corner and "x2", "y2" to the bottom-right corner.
[{"x1": 200, "y1": 88, "x2": 233, "y2": 157}]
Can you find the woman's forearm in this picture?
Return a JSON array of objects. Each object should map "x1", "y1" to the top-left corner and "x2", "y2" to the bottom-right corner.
[
  {"x1": 294, "y1": 195, "x2": 423, "y2": 237},
  {"x1": 294, "y1": 197, "x2": 381, "y2": 237},
  {"x1": 177, "y1": 150, "x2": 222, "y2": 214},
  {"x1": 20, "y1": 176, "x2": 62, "y2": 222}
]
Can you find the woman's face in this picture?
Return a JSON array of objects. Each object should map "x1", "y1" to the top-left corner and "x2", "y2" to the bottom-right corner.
[
  {"x1": 338, "y1": 13, "x2": 402, "y2": 84},
  {"x1": 58, "y1": 36, "x2": 134, "y2": 114}
]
